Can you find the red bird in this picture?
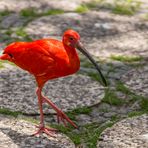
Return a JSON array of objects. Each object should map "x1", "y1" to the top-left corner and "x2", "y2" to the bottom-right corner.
[{"x1": 0, "y1": 30, "x2": 107, "y2": 136}]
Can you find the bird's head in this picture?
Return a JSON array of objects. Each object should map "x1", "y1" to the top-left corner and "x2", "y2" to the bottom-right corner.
[
  {"x1": 63, "y1": 29, "x2": 80, "y2": 48},
  {"x1": 63, "y1": 29, "x2": 108, "y2": 87}
]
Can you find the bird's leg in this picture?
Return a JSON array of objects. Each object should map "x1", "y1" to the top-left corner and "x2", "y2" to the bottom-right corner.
[
  {"x1": 41, "y1": 95, "x2": 78, "y2": 128},
  {"x1": 33, "y1": 87, "x2": 57, "y2": 137}
]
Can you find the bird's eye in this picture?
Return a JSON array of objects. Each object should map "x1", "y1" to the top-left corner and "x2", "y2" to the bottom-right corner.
[
  {"x1": 69, "y1": 37, "x2": 74, "y2": 41},
  {"x1": 8, "y1": 53, "x2": 13, "y2": 58}
]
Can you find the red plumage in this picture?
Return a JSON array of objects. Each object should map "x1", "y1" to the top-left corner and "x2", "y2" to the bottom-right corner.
[{"x1": 3, "y1": 38, "x2": 80, "y2": 86}]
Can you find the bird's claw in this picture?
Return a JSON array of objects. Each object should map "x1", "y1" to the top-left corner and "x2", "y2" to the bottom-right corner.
[
  {"x1": 57, "y1": 112, "x2": 68, "y2": 127},
  {"x1": 56, "y1": 111, "x2": 77, "y2": 128},
  {"x1": 32, "y1": 125, "x2": 57, "y2": 137}
]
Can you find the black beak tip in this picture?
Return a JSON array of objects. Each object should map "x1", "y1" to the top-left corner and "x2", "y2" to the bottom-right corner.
[
  {"x1": 104, "y1": 82, "x2": 108, "y2": 87},
  {"x1": 102, "y1": 78, "x2": 108, "y2": 87}
]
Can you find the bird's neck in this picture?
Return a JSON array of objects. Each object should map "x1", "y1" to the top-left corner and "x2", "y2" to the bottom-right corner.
[{"x1": 63, "y1": 44, "x2": 80, "y2": 73}]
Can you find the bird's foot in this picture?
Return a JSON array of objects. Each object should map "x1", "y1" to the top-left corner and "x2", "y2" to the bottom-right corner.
[
  {"x1": 56, "y1": 110, "x2": 78, "y2": 128},
  {"x1": 32, "y1": 124, "x2": 57, "y2": 137}
]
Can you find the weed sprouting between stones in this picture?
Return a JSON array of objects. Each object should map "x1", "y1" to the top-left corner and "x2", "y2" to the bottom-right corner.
[{"x1": 20, "y1": 8, "x2": 64, "y2": 18}]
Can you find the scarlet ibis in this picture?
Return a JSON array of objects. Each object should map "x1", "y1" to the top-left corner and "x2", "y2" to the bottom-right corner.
[{"x1": 0, "y1": 29, "x2": 107, "y2": 136}]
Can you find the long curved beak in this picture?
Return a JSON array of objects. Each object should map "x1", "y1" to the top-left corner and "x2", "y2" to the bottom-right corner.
[{"x1": 76, "y1": 41, "x2": 107, "y2": 86}]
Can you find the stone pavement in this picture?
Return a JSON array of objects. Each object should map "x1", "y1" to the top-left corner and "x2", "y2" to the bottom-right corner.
[
  {"x1": 121, "y1": 65, "x2": 148, "y2": 97},
  {"x1": 97, "y1": 114, "x2": 148, "y2": 148},
  {"x1": 0, "y1": 114, "x2": 75, "y2": 148}
]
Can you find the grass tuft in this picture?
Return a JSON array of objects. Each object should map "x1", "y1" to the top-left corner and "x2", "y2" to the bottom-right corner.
[
  {"x1": 66, "y1": 107, "x2": 92, "y2": 120},
  {"x1": 83, "y1": 121, "x2": 116, "y2": 147},
  {"x1": 116, "y1": 82, "x2": 132, "y2": 94},
  {"x1": 0, "y1": 10, "x2": 12, "y2": 18},
  {"x1": 20, "y1": 8, "x2": 37, "y2": 17},
  {"x1": 52, "y1": 121, "x2": 116, "y2": 147},
  {"x1": 88, "y1": 72, "x2": 100, "y2": 81},
  {"x1": 50, "y1": 124, "x2": 81, "y2": 144},
  {"x1": 0, "y1": 108, "x2": 22, "y2": 117},
  {"x1": 75, "y1": 5, "x2": 89, "y2": 13},
  {"x1": 20, "y1": 8, "x2": 64, "y2": 18},
  {"x1": 110, "y1": 55, "x2": 143, "y2": 63},
  {"x1": 102, "y1": 89, "x2": 125, "y2": 106},
  {"x1": 128, "y1": 111, "x2": 144, "y2": 117},
  {"x1": 43, "y1": 9, "x2": 64, "y2": 15},
  {"x1": 112, "y1": 0, "x2": 141, "y2": 15},
  {"x1": 15, "y1": 28, "x2": 32, "y2": 41},
  {"x1": 140, "y1": 98, "x2": 148, "y2": 112},
  {"x1": 0, "y1": 61, "x2": 4, "y2": 68}
]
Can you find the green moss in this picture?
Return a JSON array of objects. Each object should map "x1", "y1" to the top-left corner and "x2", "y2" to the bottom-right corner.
[
  {"x1": 43, "y1": 9, "x2": 64, "y2": 15},
  {"x1": 116, "y1": 82, "x2": 144, "y2": 104},
  {"x1": 73, "y1": 107, "x2": 92, "y2": 114},
  {"x1": 0, "y1": 28, "x2": 31, "y2": 43},
  {"x1": 84, "y1": 0, "x2": 105, "y2": 9},
  {"x1": 112, "y1": 0, "x2": 141, "y2": 15},
  {"x1": 51, "y1": 124, "x2": 72, "y2": 132},
  {"x1": 116, "y1": 82, "x2": 132, "y2": 94},
  {"x1": 69, "y1": 133, "x2": 81, "y2": 144},
  {"x1": 50, "y1": 115, "x2": 116, "y2": 147},
  {"x1": 129, "y1": 94, "x2": 140, "y2": 103},
  {"x1": 140, "y1": 98, "x2": 148, "y2": 112},
  {"x1": 20, "y1": 8, "x2": 37, "y2": 17},
  {"x1": 0, "y1": 10, "x2": 12, "y2": 18},
  {"x1": 110, "y1": 115, "x2": 119, "y2": 121},
  {"x1": 110, "y1": 55, "x2": 143, "y2": 63},
  {"x1": 5, "y1": 29, "x2": 14, "y2": 35},
  {"x1": 128, "y1": 111, "x2": 144, "y2": 117},
  {"x1": 88, "y1": 72, "x2": 101, "y2": 81},
  {"x1": 15, "y1": 28, "x2": 32, "y2": 41},
  {"x1": 102, "y1": 89, "x2": 125, "y2": 106},
  {"x1": 66, "y1": 107, "x2": 92, "y2": 120},
  {"x1": 20, "y1": 116, "x2": 39, "y2": 124},
  {"x1": 15, "y1": 28, "x2": 28, "y2": 37},
  {"x1": 75, "y1": 5, "x2": 89, "y2": 13},
  {"x1": 85, "y1": 2, "x2": 98, "y2": 9},
  {"x1": 0, "y1": 108, "x2": 22, "y2": 117},
  {"x1": 0, "y1": 61, "x2": 4, "y2": 68},
  {"x1": 83, "y1": 121, "x2": 116, "y2": 148},
  {"x1": 75, "y1": 0, "x2": 111, "y2": 13},
  {"x1": 86, "y1": 0, "x2": 114, "y2": 10},
  {"x1": 50, "y1": 124, "x2": 81, "y2": 144},
  {"x1": 81, "y1": 61, "x2": 93, "y2": 68},
  {"x1": 20, "y1": 8, "x2": 64, "y2": 18}
]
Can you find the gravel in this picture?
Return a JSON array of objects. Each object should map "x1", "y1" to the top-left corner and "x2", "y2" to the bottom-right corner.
[
  {"x1": 121, "y1": 65, "x2": 148, "y2": 97},
  {"x1": 97, "y1": 114, "x2": 148, "y2": 148}
]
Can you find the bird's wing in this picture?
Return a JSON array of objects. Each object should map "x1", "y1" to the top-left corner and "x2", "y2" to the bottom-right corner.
[{"x1": 23, "y1": 42, "x2": 58, "y2": 76}]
